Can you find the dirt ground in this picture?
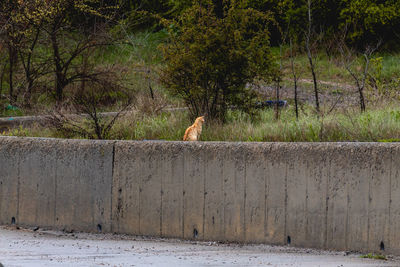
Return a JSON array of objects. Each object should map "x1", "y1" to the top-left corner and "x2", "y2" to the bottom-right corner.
[{"x1": 0, "y1": 226, "x2": 399, "y2": 267}]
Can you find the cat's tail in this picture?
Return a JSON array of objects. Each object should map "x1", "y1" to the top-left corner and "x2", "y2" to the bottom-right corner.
[{"x1": 183, "y1": 128, "x2": 189, "y2": 141}]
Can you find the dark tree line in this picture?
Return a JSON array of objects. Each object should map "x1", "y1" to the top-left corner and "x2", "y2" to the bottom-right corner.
[{"x1": 132, "y1": 0, "x2": 400, "y2": 49}]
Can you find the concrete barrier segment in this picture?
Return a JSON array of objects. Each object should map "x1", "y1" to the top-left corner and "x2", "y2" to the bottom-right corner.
[
  {"x1": 0, "y1": 137, "x2": 114, "y2": 233},
  {"x1": 0, "y1": 137, "x2": 399, "y2": 255}
]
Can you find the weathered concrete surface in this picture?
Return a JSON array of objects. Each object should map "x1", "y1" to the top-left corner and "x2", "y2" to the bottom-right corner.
[
  {"x1": 389, "y1": 146, "x2": 400, "y2": 255},
  {"x1": 1, "y1": 226, "x2": 399, "y2": 267},
  {"x1": 111, "y1": 140, "x2": 399, "y2": 255},
  {"x1": 0, "y1": 137, "x2": 19, "y2": 225},
  {"x1": 53, "y1": 139, "x2": 114, "y2": 233},
  {"x1": 1, "y1": 136, "x2": 399, "y2": 255},
  {"x1": 0, "y1": 137, "x2": 114, "y2": 233}
]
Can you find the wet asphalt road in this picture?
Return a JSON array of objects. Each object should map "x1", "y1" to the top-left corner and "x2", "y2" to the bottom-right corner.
[{"x1": 0, "y1": 226, "x2": 398, "y2": 267}]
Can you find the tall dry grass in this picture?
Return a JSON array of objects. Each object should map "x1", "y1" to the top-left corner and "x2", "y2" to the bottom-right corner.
[
  {"x1": 109, "y1": 104, "x2": 400, "y2": 142},
  {"x1": 4, "y1": 105, "x2": 400, "y2": 142}
]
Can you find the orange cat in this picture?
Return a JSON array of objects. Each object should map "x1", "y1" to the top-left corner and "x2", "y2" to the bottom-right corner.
[{"x1": 183, "y1": 116, "x2": 205, "y2": 141}]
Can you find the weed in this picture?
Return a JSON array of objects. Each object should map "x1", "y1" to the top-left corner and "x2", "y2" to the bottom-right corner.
[
  {"x1": 378, "y1": 138, "x2": 400, "y2": 143},
  {"x1": 360, "y1": 253, "x2": 387, "y2": 260}
]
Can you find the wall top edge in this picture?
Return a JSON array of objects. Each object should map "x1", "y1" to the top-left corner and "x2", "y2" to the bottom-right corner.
[{"x1": 0, "y1": 136, "x2": 399, "y2": 148}]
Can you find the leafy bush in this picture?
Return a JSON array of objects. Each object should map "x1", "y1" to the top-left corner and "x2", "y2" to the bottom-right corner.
[{"x1": 160, "y1": 1, "x2": 277, "y2": 121}]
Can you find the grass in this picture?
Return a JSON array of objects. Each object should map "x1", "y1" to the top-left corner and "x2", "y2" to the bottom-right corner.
[
  {"x1": 380, "y1": 53, "x2": 400, "y2": 81},
  {"x1": 101, "y1": 29, "x2": 168, "y2": 66},
  {"x1": 4, "y1": 105, "x2": 400, "y2": 142},
  {"x1": 198, "y1": 106, "x2": 400, "y2": 142},
  {"x1": 360, "y1": 253, "x2": 387, "y2": 260}
]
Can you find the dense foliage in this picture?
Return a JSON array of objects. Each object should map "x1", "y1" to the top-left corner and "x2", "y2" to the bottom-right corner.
[
  {"x1": 160, "y1": 1, "x2": 276, "y2": 121},
  {"x1": 130, "y1": 0, "x2": 400, "y2": 47}
]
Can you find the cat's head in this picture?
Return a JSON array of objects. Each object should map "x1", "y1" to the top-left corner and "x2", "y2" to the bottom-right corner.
[{"x1": 195, "y1": 116, "x2": 205, "y2": 124}]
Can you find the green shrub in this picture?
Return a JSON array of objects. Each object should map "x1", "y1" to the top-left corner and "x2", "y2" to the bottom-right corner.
[{"x1": 160, "y1": 1, "x2": 277, "y2": 121}]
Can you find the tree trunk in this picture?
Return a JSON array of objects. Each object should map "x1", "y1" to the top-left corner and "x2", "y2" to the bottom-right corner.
[
  {"x1": 0, "y1": 62, "x2": 6, "y2": 100},
  {"x1": 50, "y1": 23, "x2": 65, "y2": 103},
  {"x1": 275, "y1": 45, "x2": 283, "y2": 120},
  {"x1": 25, "y1": 78, "x2": 33, "y2": 108},
  {"x1": 55, "y1": 73, "x2": 65, "y2": 103},
  {"x1": 294, "y1": 77, "x2": 299, "y2": 119},
  {"x1": 309, "y1": 58, "x2": 320, "y2": 113},
  {"x1": 23, "y1": 27, "x2": 41, "y2": 107},
  {"x1": 290, "y1": 39, "x2": 299, "y2": 120},
  {"x1": 147, "y1": 69, "x2": 154, "y2": 100},
  {"x1": 359, "y1": 53, "x2": 370, "y2": 113},
  {"x1": 8, "y1": 46, "x2": 16, "y2": 104},
  {"x1": 359, "y1": 88, "x2": 365, "y2": 112},
  {"x1": 306, "y1": 0, "x2": 320, "y2": 114},
  {"x1": 275, "y1": 81, "x2": 280, "y2": 120}
]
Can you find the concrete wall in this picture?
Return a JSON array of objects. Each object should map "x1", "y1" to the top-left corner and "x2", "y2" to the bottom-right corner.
[
  {"x1": 0, "y1": 137, "x2": 114, "y2": 233},
  {"x1": 0, "y1": 136, "x2": 399, "y2": 255}
]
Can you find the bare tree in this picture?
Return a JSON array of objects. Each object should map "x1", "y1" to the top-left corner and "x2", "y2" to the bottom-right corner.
[
  {"x1": 18, "y1": 27, "x2": 40, "y2": 106},
  {"x1": 0, "y1": 1, "x2": 49, "y2": 106},
  {"x1": 49, "y1": 68, "x2": 134, "y2": 139},
  {"x1": 47, "y1": 22, "x2": 113, "y2": 103},
  {"x1": 0, "y1": 60, "x2": 5, "y2": 99},
  {"x1": 339, "y1": 41, "x2": 381, "y2": 112},
  {"x1": 289, "y1": 38, "x2": 300, "y2": 119},
  {"x1": 0, "y1": 0, "x2": 40, "y2": 105},
  {"x1": 19, "y1": 0, "x2": 120, "y2": 104},
  {"x1": 274, "y1": 45, "x2": 283, "y2": 120},
  {"x1": 0, "y1": 1, "x2": 21, "y2": 104},
  {"x1": 305, "y1": 0, "x2": 320, "y2": 113},
  {"x1": 17, "y1": 25, "x2": 52, "y2": 107}
]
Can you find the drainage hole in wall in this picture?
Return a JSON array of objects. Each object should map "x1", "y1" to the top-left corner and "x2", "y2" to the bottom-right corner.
[
  {"x1": 97, "y1": 224, "x2": 102, "y2": 232},
  {"x1": 287, "y1": 236, "x2": 291, "y2": 245},
  {"x1": 11, "y1": 217, "x2": 16, "y2": 224},
  {"x1": 193, "y1": 228, "x2": 198, "y2": 239},
  {"x1": 380, "y1": 241, "x2": 385, "y2": 251}
]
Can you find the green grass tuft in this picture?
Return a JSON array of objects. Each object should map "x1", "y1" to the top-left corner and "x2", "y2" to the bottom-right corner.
[{"x1": 360, "y1": 253, "x2": 387, "y2": 260}]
